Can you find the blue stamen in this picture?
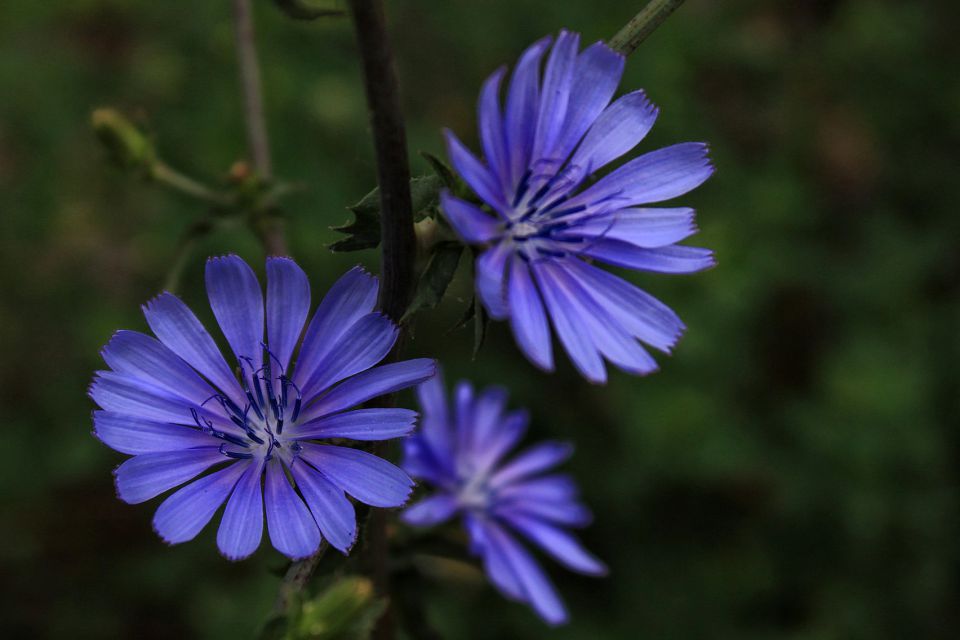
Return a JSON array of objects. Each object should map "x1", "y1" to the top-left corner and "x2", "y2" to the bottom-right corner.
[{"x1": 219, "y1": 444, "x2": 254, "y2": 460}]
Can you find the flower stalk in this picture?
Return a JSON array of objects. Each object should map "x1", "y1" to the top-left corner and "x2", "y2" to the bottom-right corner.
[{"x1": 608, "y1": 0, "x2": 687, "y2": 55}]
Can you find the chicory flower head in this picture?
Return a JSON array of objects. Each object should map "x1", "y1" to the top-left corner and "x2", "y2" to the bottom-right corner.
[
  {"x1": 442, "y1": 30, "x2": 715, "y2": 383},
  {"x1": 401, "y1": 370, "x2": 606, "y2": 625},
  {"x1": 91, "y1": 256, "x2": 435, "y2": 560}
]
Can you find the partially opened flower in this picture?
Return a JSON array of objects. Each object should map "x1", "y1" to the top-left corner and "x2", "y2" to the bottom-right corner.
[
  {"x1": 90, "y1": 256, "x2": 435, "y2": 560},
  {"x1": 401, "y1": 371, "x2": 605, "y2": 625},
  {"x1": 442, "y1": 30, "x2": 715, "y2": 383}
]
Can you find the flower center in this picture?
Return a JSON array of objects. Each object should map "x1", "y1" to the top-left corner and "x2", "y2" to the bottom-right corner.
[
  {"x1": 456, "y1": 475, "x2": 492, "y2": 511},
  {"x1": 192, "y1": 351, "x2": 304, "y2": 464}
]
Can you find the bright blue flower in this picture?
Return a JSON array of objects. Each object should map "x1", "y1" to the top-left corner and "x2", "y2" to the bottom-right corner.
[
  {"x1": 90, "y1": 256, "x2": 435, "y2": 560},
  {"x1": 401, "y1": 371, "x2": 606, "y2": 625},
  {"x1": 442, "y1": 30, "x2": 715, "y2": 383}
]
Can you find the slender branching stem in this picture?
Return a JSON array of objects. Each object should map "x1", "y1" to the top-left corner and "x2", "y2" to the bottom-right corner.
[
  {"x1": 151, "y1": 161, "x2": 231, "y2": 205},
  {"x1": 232, "y1": 0, "x2": 273, "y2": 179},
  {"x1": 608, "y1": 0, "x2": 686, "y2": 55},
  {"x1": 232, "y1": 0, "x2": 288, "y2": 256}
]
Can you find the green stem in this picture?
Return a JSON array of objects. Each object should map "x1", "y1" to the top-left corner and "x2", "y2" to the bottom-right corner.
[
  {"x1": 608, "y1": 0, "x2": 686, "y2": 56},
  {"x1": 232, "y1": 0, "x2": 273, "y2": 179},
  {"x1": 274, "y1": 541, "x2": 330, "y2": 614},
  {"x1": 150, "y1": 161, "x2": 232, "y2": 205}
]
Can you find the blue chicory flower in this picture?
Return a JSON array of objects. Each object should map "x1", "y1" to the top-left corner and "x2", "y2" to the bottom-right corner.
[
  {"x1": 442, "y1": 30, "x2": 715, "y2": 383},
  {"x1": 90, "y1": 255, "x2": 436, "y2": 560},
  {"x1": 401, "y1": 370, "x2": 606, "y2": 625}
]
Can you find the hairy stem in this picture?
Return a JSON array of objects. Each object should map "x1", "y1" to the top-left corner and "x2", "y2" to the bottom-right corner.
[
  {"x1": 348, "y1": 1, "x2": 415, "y2": 638},
  {"x1": 348, "y1": 0, "x2": 415, "y2": 324},
  {"x1": 608, "y1": 0, "x2": 687, "y2": 55},
  {"x1": 274, "y1": 541, "x2": 330, "y2": 614}
]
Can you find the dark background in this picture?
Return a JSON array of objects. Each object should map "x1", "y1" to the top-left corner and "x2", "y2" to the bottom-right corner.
[{"x1": 2, "y1": 0, "x2": 960, "y2": 638}]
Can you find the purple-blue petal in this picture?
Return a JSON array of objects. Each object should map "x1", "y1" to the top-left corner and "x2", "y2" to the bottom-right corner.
[
  {"x1": 474, "y1": 241, "x2": 511, "y2": 320},
  {"x1": 289, "y1": 459, "x2": 357, "y2": 553},
  {"x1": 301, "y1": 312, "x2": 398, "y2": 402},
  {"x1": 569, "y1": 207, "x2": 696, "y2": 248},
  {"x1": 299, "y1": 443, "x2": 413, "y2": 508},
  {"x1": 560, "y1": 258, "x2": 684, "y2": 353},
  {"x1": 568, "y1": 142, "x2": 713, "y2": 209},
  {"x1": 501, "y1": 512, "x2": 607, "y2": 576},
  {"x1": 463, "y1": 384, "x2": 509, "y2": 461},
  {"x1": 498, "y1": 499, "x2": 593, "y2": 528},
  {"x1": 478, "y1": 519, "x2": 569, "y2": 625},
  {"x1": 293, "y1": 266, "x2": 378, "y2": 391},
  {"x1": 265, "y1": 458, "x2": 321, "y2": 560},
  {"x1": 489, "y1": 441, "x2": 573, "y2": 489},
  {"x1": 553, "y1": 41, "x2": 624, "y2": 163},
  {"x1": 94, "y1": 411, "x2": 213, "y2": 455},
  {"x1": 471, "y1": 408, "x2": 529, "y2": 477},
  {"x1": 539, "y1": 260, "x2": 659, "y2": 377},
  {"x1": 401, "y1": 494, "x2": 459, "y2": 527},
  {"x1": 205, "y1": 255, "x2": 265, "y2": 370},
  {"x1": 478, "y1": 67, "x2": 510, "y2": 190},
  {"x1": 444, "y1": 129, "x2": 508, "y2": 214},
  {"x1": 217, "y1": 458, "x2": 265, "y2": 560},
  {"x1": 530, "y1": 260, "x2": 606, "y2": 383},
  {"x1": 504, "y1": 36, "x2": 552, "y2": 187},
  {"x1": 583, "y1": 241, "x2": 715, "y2": 274},
  {"x1": 142, "y1": 292, "x2": 246, "y2": 406},
  {"x1": 298, "y1": 358, "x2": 436, "y2": 423},
  {"x1": 114, "y1": 447, "x2": 226, "y2": 504},
  {"x1": 90, "y1": 371, "x2": 229, "y2": 429},
  {"x1": 531, "y1": 30, "x2": 580, "y2": 169},
  {"x1": 292, "y1": 408, "x2": 416, "y2": 441},
  {"x1": 152, "y1": 461, "x2": 248, "y2": 544},
  {"x1": 266, "y1": 257, "x2": 311, "y2": 373},
  {"x1": 569, "y1": 90, "x2": 658, "y2": 175},
  {"x1": 467, "y1": 514, "x2": 525, "y2": 601},
  {"x1": 101, "y1": 330, "x2": 215, "y2": 406},
  {"x1": 440, "y1": 191, "x2": 502, "y2": 244},
  {"x1": 507, "y1": 256, "x2": 553, "y2": 372}
]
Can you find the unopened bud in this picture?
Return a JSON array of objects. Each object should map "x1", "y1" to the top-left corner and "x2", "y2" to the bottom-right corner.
[{"x1": 91, "y1": 108, "x2": 154, "y2": 172}]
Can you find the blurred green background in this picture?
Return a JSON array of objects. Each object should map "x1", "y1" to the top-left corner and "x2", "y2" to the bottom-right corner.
[{"x1": 3, "y1": 0, "x2": 960, "y2": 638}]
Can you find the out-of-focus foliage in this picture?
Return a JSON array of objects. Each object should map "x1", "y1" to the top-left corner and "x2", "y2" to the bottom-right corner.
[
  {"x1": 1, "y1": 0, "x2": 959, "y2": 638},
  {"x1": 263, "y1": 576, "x2": 385, "y2": 640}
]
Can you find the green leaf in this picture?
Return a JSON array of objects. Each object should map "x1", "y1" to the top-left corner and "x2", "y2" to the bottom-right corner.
[
  {"x1": 449, "y1": 294, "x2": 488, "y2": 360},
  {"x1": 331, "y1": 175, "x2": 445, "y2": 253},
  {"x1": 419, "y1": 151, "x2": 458, "y2": 189},
  {"x1": 330, "y1": 188, "x2": 381, "y2": 252},
  {"x1": 472, "y1": 296, "x2": 488, "y2": 360},
  {"x1": 402, "y1": 242, "x2": 464, "y2": 323}
]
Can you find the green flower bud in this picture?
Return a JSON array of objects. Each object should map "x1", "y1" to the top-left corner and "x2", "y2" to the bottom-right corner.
[{"x1": 91, "y1": 108, "x2": 155, "y2": 172}]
